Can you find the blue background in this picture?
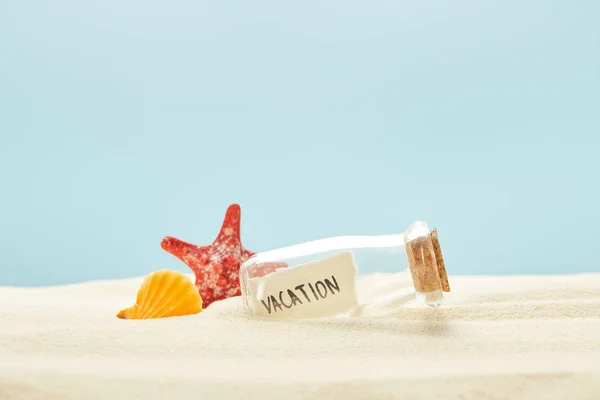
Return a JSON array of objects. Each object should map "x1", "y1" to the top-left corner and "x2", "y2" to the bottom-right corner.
[{"x1": 1, "y1": 1, "x2": 598, "y2": 286}]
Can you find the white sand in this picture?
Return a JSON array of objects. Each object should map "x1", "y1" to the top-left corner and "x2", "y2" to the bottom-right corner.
[{"x1": 1, "y1": 271, "x2": 599, "y2": 400}]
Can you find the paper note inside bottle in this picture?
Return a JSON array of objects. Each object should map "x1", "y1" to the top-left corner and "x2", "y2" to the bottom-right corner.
[{"x1": 247, "y1": 251, "x2": 359, "y2": 319}]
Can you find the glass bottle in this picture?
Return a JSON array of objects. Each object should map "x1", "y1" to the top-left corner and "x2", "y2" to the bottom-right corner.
[{"x1": 239, "y1": 220, "x2": 450, "y2": 319}]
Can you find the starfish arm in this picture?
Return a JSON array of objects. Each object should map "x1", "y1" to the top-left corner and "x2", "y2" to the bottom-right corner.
[
  {"x1": 214, "y1": 203, "x2": 241, "y2": 244},
  {"x1": 161, "y1": 236, "x2": 197, "y2": 261},
  {"x1": 242, "y1": 248, "x2": 255, "y2": 259}
]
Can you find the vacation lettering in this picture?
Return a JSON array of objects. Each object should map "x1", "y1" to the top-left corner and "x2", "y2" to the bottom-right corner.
[
  {"x1": 260, "y1": 275, "x2": 341, "y2": 314},
  {"x1": 247, "y1": 251, "x2": 359, "y2": 319}
]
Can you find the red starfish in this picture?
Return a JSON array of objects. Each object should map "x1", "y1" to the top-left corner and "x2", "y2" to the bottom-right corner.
[{"x1": 160, "y1": 204, "x2": 255, "y2": 307}]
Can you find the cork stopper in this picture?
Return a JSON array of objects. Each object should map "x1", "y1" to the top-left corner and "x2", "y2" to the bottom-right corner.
[
  {"x1": 430, "y1": 229, "x2": 450, "y2": 292},
  {"x1": 404, "y1": 222, "x2": 450, "y2": 296}
]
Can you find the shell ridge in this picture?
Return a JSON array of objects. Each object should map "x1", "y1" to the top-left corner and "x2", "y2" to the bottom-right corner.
[
  {"x1": 145, "y1": 274, "x2": 188, "y2": 319},
  {"x1": 140, "y1": 270, "x2": 181, "y2": 319},
  {"x1": 153, "y1": 277, "x2": 198, "y2": 318},
  {"x1": 135, "y1": 270, "x2": 167, "y2": 319}
]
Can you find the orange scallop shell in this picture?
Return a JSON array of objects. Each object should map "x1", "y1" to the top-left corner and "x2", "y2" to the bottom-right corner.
[{"x1": 117, "y1": 269, "x2": 202, "y2": 320}]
